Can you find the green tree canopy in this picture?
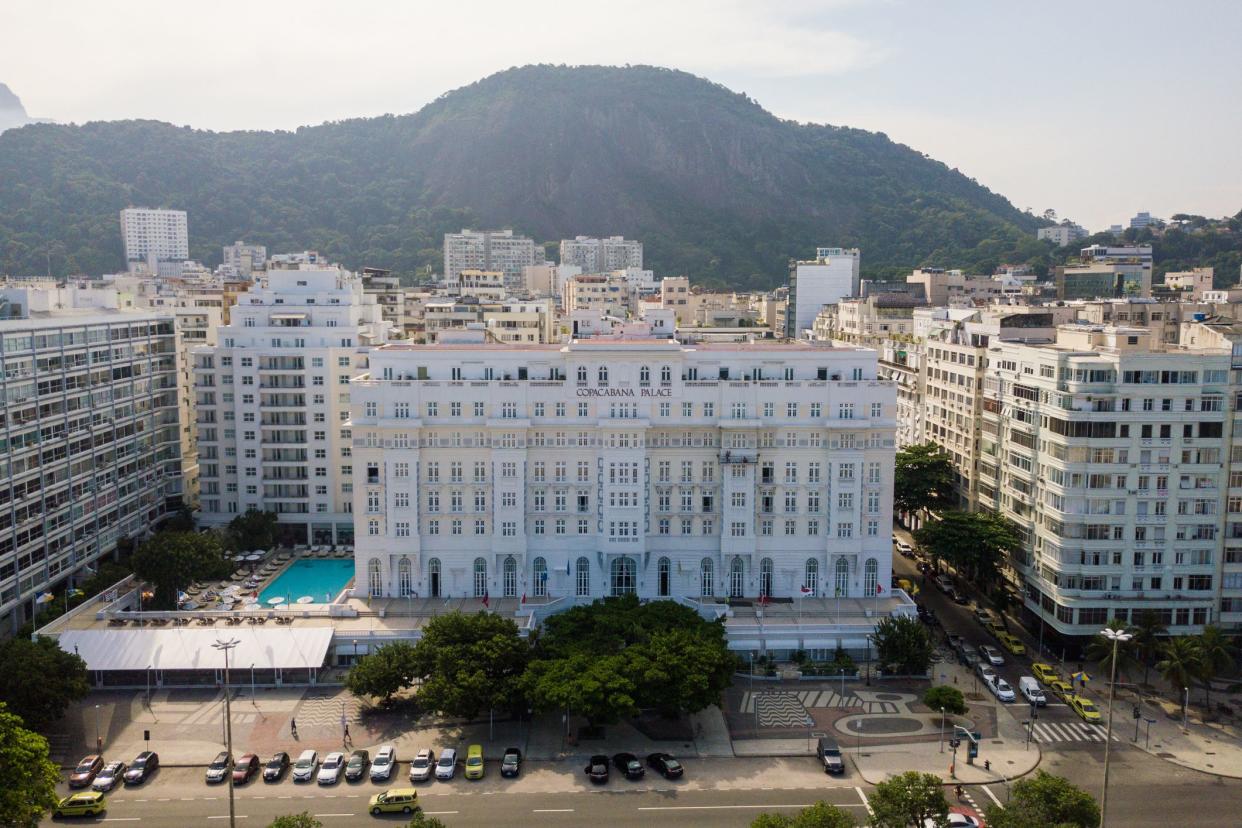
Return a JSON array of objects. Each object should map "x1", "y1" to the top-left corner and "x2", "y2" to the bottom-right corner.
[
  {"x1": 0, "y1": 703, "x2": 60, "y2": 828},
  {"x1": 894, "y1": 443, "x2": 956, "y2": 515},
  {"x1": 403, "y1": 812, "x2": 451, "y2": 828},
  {"x1": 345, "y1": 642, "x2": 419, "y2": 705},
  {"x1": 1127, "y1": 610, "x2": 1167, "y2": 686},
  {"x1": 1195, "y1": 625, "x2": 1238, "y2": 707},
  {"x1": 410, "y1": 611, "x2": 529, "y2": 719},
  {"x1": 923, "y1": 685, "x2": 966, "y2": 715},
  {"x1": 984, "y1": 770, "x2": 1099, "y2": 828},
  {"x1": 872, "y1": 615, "x2": 933, "y2": 676},
  {"x1": 1156, "y1": 636, "x2": 1201, "y2": 708},
  {"x1": 522, "y1": 652, "x2": 639, "y2": 727},
  {"x1": 130, "y1": 530, "x2": 232, "y2": 609},
  {"x1": 0, "y1": 637, "x2": 89, "y2": 732},
  {"x1": 868, "y1": 771, "x2": 948, "y2": 827},
  {"x1": 750, "y1": 801, "x2": 855, "y2": 828},
  {"x1": 914, "y1": 510, "x2": 1020, "y2": 588},
  {"x1": 266, "y1": 814, "x2": 322, "y2": 828},
  {"x1": 226, "y1": 509, "x2": 279, "y2": 553}
]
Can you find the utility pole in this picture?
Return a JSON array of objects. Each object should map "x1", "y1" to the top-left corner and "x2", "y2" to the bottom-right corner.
[{"x1": 212, "y1": 638, "x2": 240, "y2": 828}]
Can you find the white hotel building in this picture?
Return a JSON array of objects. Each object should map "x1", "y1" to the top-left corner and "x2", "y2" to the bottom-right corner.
[{"x1": 348, "y1": 326, "x2": 907, "y2": 649}]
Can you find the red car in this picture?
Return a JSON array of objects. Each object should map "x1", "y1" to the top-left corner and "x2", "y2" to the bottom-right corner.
[
  {"x1": 68, "y1": 755, "x2": 105, "y2": 788},
  {"x1": 232, "y1": 754, "x2": 260, "y2": 784}
]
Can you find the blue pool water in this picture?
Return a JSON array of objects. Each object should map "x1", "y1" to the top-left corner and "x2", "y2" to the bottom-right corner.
[{"x1": 259, "y1": 559, "x2": 355, "y2": 604}]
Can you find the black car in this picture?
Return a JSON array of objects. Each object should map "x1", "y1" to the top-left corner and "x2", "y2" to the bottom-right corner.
[
  {"x1": 123, "y1": 751, "x2": 159, "y2": 785},
  {"x1": 500, "y1": 748, "x2": 522, "y2": 778},
  {"x1": 584, "y1": 754, "x2": 609, "y2": 784},
  {"x1": 646, "y1": 752, "x2": 683, "y2": 779},
  {"x1": 612, "y1": 752, "x2": 645, "y2": 780},
  {"x1": 344, "y1": 750, "x2": 370, "y2": 782},
  {"x1": 263, "y1": 752, "x2": 290, "y2": 782}
]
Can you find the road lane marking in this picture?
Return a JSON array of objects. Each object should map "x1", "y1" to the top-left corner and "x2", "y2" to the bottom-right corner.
[
  {"x1": 982, "y1": 785, "x2": 1004, "y2": 808},
  {"x1": 101, "y1": 820, "x2": 141, "y2": 823},
  {"x1": 855, "y1": 786, "x2": 874, "y2": 817},
  {"x1": 313, "y1": 814, "x2": 354, "y2": 818},
  {"x1": 533, "y1": 809, "x2": 575, "y2": 813},
  {"x1": 424, "y1": 812, "x2": 459, "y2": 816},
  {"x1": 206, "y1": 816, "x2": 247, "y2": 820},
  {"x1": 638, "y1": 805, "x2": 816, "y2": 811}
]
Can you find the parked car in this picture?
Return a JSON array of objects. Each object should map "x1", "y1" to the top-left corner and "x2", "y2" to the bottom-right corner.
[
  {"x1": 263, "y1": 752, "x2": 290, "y2": 782},
  {"x1": 958, "y1": 643, "x2": 981, "y2": 668},
  {"x1": 997, "y1": 632, "x2": 1026, "y2": 656},
  {"x1": 92, "y1": 761, "x2": 126, "y2": 792},
  {"x1": 1047, "y1": 678, "x2": 1075, "y2": 702},
  {"x1": 1067, "y1": 694, "x2": 1102, "y2": 723},
  {"x1": 410, "y1": 748, "x2": 435, "y2": 782},
  {"x1": 924, "y1": 813, "x2": 981, "y2": 828},
  {"x1": 434, "y1": 748, "x2": 457, "y2": 781},
  {"x1": 292, "y1": 749, "x2": 319, "y2": 783},
  {"x1": 318, "y1": 752, "x2": 345, "y2": 785},
  {"x1": 817, "y1": 737, "x2": 845, "y2": 774},
  {"x1": 1031, "y1": 663, "x2": 1061, "y2": 684},
  {"x1": 232, "y1": 754, "x2": 259, "y2": 785},
  {"x1": 345, "y1": 750, "x2": 370, "y2": 782},
  {"x1": 613, "y1": 752, "x2": 645, "y2": 780},
  {"x1": 124, "y1": 751, "x2": 159, "y2": 785},
  {"x1": 935, "y1": 575, "x2": 954, "y2": 593},
  {"x1": 464, "y1": 744, "x2": 485, "y2": 780},
  {"x1": 972, "y1": 608, "x2": 994, "y2": 626},
  {"x1": 369, "y1": 787, "x2": 419, "y2": 815},
  {"x1": 976, "y1": 662, "x2": 997, "y2": 684},
  {"x1": 896, "y1": 540, "x2": 915, "y2": 558},
  {"x1": 205, "y1": 752, "x2": 231, "y2": 784},
  {"x1": 500, "y1": 748, "x2": 522, "y2": 778},
  {"x1": 585, "y1": 754, "x2": 610, "y2": 784},
  {"x1": 647, "y1": 752, "x2": 684, "y2": 779},
  {"x1": 947, "y1": 587, "x2": 969, "y2": 605},
  {"x1": 979, "y1": 644, "x2": 1004, "y2": 666},
  {"x1": 69, "y1": 755, "x2": 105, "y2": 788},
  {"x1": 988, "y1": 675, "x2": 1016, "y2": 702},
  {"x1": 370, "y1": 746, "x2": 396, "y2": 782},
  {"x1": 53, "y1": 792, "x2": 107, "y2": 818},
  {"x1": 1018, "y1": 676, "x2": 1047, "y2": 707}
]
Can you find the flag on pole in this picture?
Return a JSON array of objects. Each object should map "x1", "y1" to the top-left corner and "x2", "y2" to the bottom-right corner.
[
  {"x1": 520, "y1": 592, "x2": 526, "y2": 605},
  {"x1": 798, "y1": 585, "x2": 813, "y2": 597},
  {"x1": 876, "y1": 583, "x2": 884, "y2": 594},
  {"x1": 482, "y1": 590, "x2": 490, "y2": 609},
  {"x1": 35, "y1": 592, "x2": 55, "y2": 604},
  {"x1": 758, "y1": 591, "x2": 768, "y2": 608}
]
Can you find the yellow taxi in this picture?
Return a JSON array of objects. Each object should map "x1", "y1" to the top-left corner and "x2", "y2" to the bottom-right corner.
[
  {"x1": 368, "y1": 787, "x2": 419, "y2": 815},
  {"x1": 464, "y1": 744, "x2": 485, "y2": 780},
  {"x1": 1031, "y1": 663, "x2": 1061, "y2": 684},
  {"x1": 997, "y1": 632, "x2": 1026, "y2": 656},
  {"x1": 53, "y1": 791, "x2": 107, "y2": 818},
  {"x1": 985, "y1": 616, "x2": 1007, "y2": 635},
  {"x1": 1047, "y1": 678, "x2": 1075, "y2": 701},
  {"x1": 1067, "y1": 694, "x2": 1103, "y2": 723}
]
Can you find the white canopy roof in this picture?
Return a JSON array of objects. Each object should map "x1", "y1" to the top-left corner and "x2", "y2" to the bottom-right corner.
[{"x1": 58, "y1": 626, "x2": 335, "y2": 672}]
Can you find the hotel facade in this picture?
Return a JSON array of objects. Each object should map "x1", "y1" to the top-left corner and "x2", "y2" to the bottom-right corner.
[{"x1": 348, "y1": 332, "x2": 899, "y2": 610}]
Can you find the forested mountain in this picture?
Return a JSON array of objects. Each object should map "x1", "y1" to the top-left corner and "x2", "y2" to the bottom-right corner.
[{"x1": 2, "y1": 65, "x2": 1059, "y2": 287}]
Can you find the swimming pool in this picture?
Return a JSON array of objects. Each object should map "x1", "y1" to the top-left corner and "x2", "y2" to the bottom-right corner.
[{"x1": 259, "y1": 559, "x2": 355, "y2": 604}]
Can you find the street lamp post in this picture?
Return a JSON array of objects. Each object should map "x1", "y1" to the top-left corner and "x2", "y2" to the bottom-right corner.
[
  {"x1": 212, "y1": 638, "x2": 240, "y2": 828},
  {"x1": 939, "y1": 707, "x2": 945, "y2": 753},
  {"x1": 94, "y1": 704, "x2": 101, "y2": 753},
  {"x1": 1099, "y1": 627, "x2": 1132, "y2": 828}
]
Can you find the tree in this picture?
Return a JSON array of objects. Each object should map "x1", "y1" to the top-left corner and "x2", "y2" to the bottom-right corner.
[
  {"x1": 403, "y1": 811, "x2": 451, "y2": 828},
  {"x1": 623, "y1": 626, "x2": 735, "y2": 719},
  {"x1": 1194, "y1": 625, "x2": 1238, "y2": 708},
  {"x1": 1128, "y1": 610, "x2": 1167, "y2": 686},
  {"x1": 130, "y1": 531, "x2": 232, "y2": 610},
  {"x1": 266, "y1": 814, "x2": 322, "y2": 828},
  {"x1": 0, "y1": 703, "x2": 60, "y2": 828},
  {"x1": 914, "y1": 511, "x2": 1020, "y2": 588},
  {"x1": 750, "y1": 801, "x2": 855, "y2": 828},
  {"x1": 410, "y1": 611, "x2": 529, "y2": 719},
  {"x1": 893, "y1": 443, "x2": 956, "y2": 516},
  {"x1": 923, "y1": 685, "x2": 966, "y2": 715},
  {"x1": 868, "y1": 771, "x2": 948, "y2": 827},
  {"x1": 984, "y1": 770, "x2": 1099, "y2": 828},
  {"x1": 0, "y1": 637, "x2": 90, "y2": 732},
  {"x1": 1084, "y1": 618, "x2": 1136, "y2": 684},
  {"x1": 1156, "y1": 636, "x2": 1201, "y2": 717},
  {"x1": 522, "y1": 653, "x2": 638, "y2": 727},
  {"x1": 871, "y1": 615, "x2": 933, "y2": 676},
  {"x1": 345, "y1": 642, "x2": 419, "y2": 705},
  {"x1": 226, "y1": 508, "x2": 279, "y2": 553}
]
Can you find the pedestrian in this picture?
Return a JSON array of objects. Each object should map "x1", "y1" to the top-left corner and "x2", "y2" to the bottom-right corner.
[
  {"x1": 290, "y1": 718, "x2": 298, "y2": 738},
  {"x1": 344, "y1": 723, "x2": 350, "y2": 740}
]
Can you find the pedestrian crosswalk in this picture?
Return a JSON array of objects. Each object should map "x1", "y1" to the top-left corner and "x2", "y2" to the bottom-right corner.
[
  {"x1": 1030, "y1": 720, "x2": 1120, "y2": 743},
  {"x1": 739, "y1": 689, "x2": 899, "y2": 715}
]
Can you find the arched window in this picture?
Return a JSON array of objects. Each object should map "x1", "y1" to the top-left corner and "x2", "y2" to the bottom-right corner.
[
  {"x1": 759, "y1": 557, "x2": 774, "y2": 599},
  {"x1": 367, "y1": 558, "x2": 383, "y2": 597},
  {"x1": 835, "y1": 557, "x2": 849, "y2": 597},
  {"x1": 428, "y1": 558, "x2": 441, "y2": 598},
  {"x1": 577, "y1": 366, "x2": 588, "y2": 383},
  {"x1": 804, "y1": 558, "x2": 819, "y2": 597},
  {"x1": 700, "y1": 557, "x2": 715, "y2": 597},
  {"x1": 598, "y1": 366, "x2": 608, "y2": 384},
  {"x1": 503, "y1": 555, "x2": 518, "y2": 597},
  {"x1": 611, "y1": 556, "x2": 637, "y2": 596},
  {"x1": 640, "y1": 366, "x2": 651, "y2": 384},
  {"x1": 397, "y1": 557, "x2": 412, "y2": 597},
  {"x1": 729, "y1": 556, "x2": 745, "y2": 598},
  {"x1": 473, "y1": 557, "x2": 488, "y2": 598},
  {"x1": 533, "y1": 557, "x2": 548, "y2": 598},
  {"x1": 657, "y1": 557, "x2": 671, "y2": 597},
  {"x1": 575, "y1": 556, "x2": 591, "y2": 596},
  {"x1": 864, "y1": 558, "x2": 879, "y2": 597}
]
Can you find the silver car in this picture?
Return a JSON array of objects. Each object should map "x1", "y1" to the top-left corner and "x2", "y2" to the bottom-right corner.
[
  {"x1": 409, "y1": 748, "x2": 435, "y2": 782},
  {"x1": 979, "y1": 644, "x2": 1004, "y2": 666},
  {"x1": 370, "y1": 745, "x2": 397, "y2": 782},
  {"x1": 291, "y1": 749, "x2": 319, "y2": 783}
]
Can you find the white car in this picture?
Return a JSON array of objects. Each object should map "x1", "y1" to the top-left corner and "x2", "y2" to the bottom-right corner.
[
  {"x1": 370, "y1": 745, "x2": 397, "y2": 782},
  {"x1": 976, "y1": 662, "x2": 997, "y2": 684},
  {"x1": 989, "y1": 676, "x2": 1016, "y2": 702},
  {"x1": 924, "y1": 814, "x2": 981, "y2": 828},
  {"x1": 409, "y1": 748, "x2": 435, "y2": 782},
  {"x1": 291, "y1": 749, "x2": 319, "y2": 783},
  {"x1": 92, "y1": 762, "x2": 125, "y2": 792},
  {"x1": 979, "y1": 644, "x2": 1004, "y2": 666},
  {"x1": 435, "y1": 747, "x2": 457, "y2": 780},
  {"x1": 317, "y1": 752, "x2": 344, "y2": 785}
]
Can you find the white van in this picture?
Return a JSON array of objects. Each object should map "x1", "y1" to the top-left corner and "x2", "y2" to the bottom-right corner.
[{"x1": 1019, "y1": 676, "x2": 1046, "y2": 706}]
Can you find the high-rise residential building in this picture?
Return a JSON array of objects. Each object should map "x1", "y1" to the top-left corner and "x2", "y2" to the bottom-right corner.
[
  {"x1": 559, "y1": 236, "x2": 644, "y2": 273},
  {"x1": 120, "y1": 207, "x2": 189, "y2": 275},
  {"x1": 1037, "y1": 222, "x2": 1089, "y2": 247},
  {"x1": 786, "y1": 248, "x2": 861, "y2": 339},
  {"x1": 193, "y1": 263, "x2": 388, "y2": 545},
  {"x1": 222, "y1": 241, "x2": 267, "y2": 279},
  {"x1": 0, "y1": 286, "x2": 181, "y2": 630},
  {"x1": 443, "y1": 230, "x2": 539, "y2": 292},
  {"x1": 561, "y1": 273, "x2": 639, "y2": 318}
]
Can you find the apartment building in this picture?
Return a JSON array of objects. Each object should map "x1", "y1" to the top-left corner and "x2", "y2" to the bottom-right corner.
[
  {"x1": 1163, "y1": 268, "x2": 1215, "y2": 300},
  {"x1": 559, "y1": 236, "x2": 643, "y2": 273},
  {"x1": 120, "y1": 207, "x2": 189, "y2": 276},
  {"x1": 348, "y1": 328, "x2": 896, "y2": 616},
  {"x1": 561, "y1": 273, "x2": 638, "y2": 318},
  {"x1": 443, "y1": 230, "x2": 539, "y2": 292},
  {"x1": 222, "y1": 241, "x2": 267, "y2": 280},
  {"x1": 0, "y1": 289, "x2": 181, "y2": 629},
  {"x1": 786, "y1": 248, "x2": 861, "y2": 339},
  {"x1": 194, "y1": 264, "x2": 388, "y2": 546},
  {"x1": 1037, "y1": 223, "x2": 1090, "y2": 247}
]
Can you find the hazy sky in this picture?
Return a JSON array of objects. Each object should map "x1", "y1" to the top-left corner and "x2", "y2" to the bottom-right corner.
[{"x1": 3, "y1": 0, "x2": 1239, "y2": 230}]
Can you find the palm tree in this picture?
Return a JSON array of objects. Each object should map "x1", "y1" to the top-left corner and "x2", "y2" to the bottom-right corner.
[
  {"x1": 1085, "y1": 618, "x2": 1136, "y2": 684},
  {"x1": 1128, "y1": 610, "x2": 1167, "y2": 687},
  {"x1": 1156, "y1": 637, "x2": 1202, "y2": 720},
  {"x1": 1195, "y1": 625, "x2": 1239, "y2": 709}
]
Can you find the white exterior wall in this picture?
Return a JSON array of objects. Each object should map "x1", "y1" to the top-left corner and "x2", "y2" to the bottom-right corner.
[
  {"x1": 120, "y1": 208, "x2": 189, "y2": 270},
  {"x1": 789, "y1": 249, "x2": 861, "y2": 338}
]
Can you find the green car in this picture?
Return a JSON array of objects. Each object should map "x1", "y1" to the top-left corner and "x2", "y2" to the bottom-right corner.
[
  {"x1": 54, "y1": 791, "x2": 107, "y2": 817},
  {"x1": 369, "y1": 787, "x2": 419, "y2": 815}
]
